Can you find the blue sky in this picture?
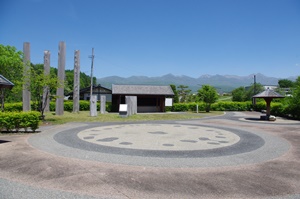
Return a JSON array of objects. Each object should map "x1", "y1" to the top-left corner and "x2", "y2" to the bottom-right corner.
[{"x1": 1, "y1": 0, "x2": 300, "y2": 78}]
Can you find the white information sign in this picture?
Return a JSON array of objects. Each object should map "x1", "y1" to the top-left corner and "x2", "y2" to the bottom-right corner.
[
  {"x1": 119, "y1": 104, "x2": 128, "y2": 112},
  {"x1": 165, "y1": 98, "x2": 173, "y2": 107}
]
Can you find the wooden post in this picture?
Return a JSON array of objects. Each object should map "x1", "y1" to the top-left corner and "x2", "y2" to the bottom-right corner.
[
  {"x1": 73, "y1": 50, "x2": 80, "y2": 112},
  {"x1": 55, "y1": 41, "x2": 66, "y2": 115},
  {"x1": 100, "y1": 95, "x2": 106, "y2": 114},
  {"x1": 43, "y1": 50, "x2": 50, "y2": 112},
  {"x1": 90, "y1": 95, "x2": 98, "y2": 116},
  {"x1": 89, "y1": 48, "x2": 95, "y2": 116},
  {"x1": 23, "y1": 42, "x2": 31, "y2": 111},
  {"x1": 264, "y1": 98, "x2": 272, "y2": 118}
]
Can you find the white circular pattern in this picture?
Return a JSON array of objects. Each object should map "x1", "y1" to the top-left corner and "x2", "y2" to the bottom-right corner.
[{"x1": 77, "y1": 124, "x2": 240, "y2": 151}]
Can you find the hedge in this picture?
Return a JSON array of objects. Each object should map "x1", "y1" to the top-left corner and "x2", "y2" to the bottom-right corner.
[
  {"x1": 168, "y1": 102, "x2": 254, "y2": 112},
  {"x1": 0, "y1": 111, "x2": 40, "y2": 132},
  {"x1": 167, "y1": 101, "x2": 291, "y2": 118},
  {"x1": 3, "y1": 101, "x2": 112, "y2": 112},
  {"x1": 2, "y1": 101, "x2": 295, "y2": 119}
]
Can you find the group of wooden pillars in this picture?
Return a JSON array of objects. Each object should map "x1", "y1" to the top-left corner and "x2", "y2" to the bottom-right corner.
[{"x1": 22, "y1": 41, "x2": 80, "y2": 115}]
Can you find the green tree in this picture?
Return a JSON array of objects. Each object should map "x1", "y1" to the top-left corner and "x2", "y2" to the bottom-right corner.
[
  {"x1": 197, "y1": 85, "x2": 218, "y2": 112},
  {"x1": 0, "y1": 44, "x2": 23, "y2": 109},
  {"x1": 24, "y1": 64, "x2": 60, "y2": 119},
  {"x1": 65, "y1": 69, "x2": 96, "y2": 96},
  {"x1": 0, "y1": 44, "x2": 23, "y2": 82},
  {"x1": 65, "y1": 70, "x2": 74, "y2": 95},
  {"x1": 187, "y1": 93, "x2": 198, "y2": 103},
  {"x1": 170, "y1": 84, "x2": 179, "y2": 103},
  {"x1": 231, "y1": 87, "x2": 245, "y2": 102},
  {"x1": 244, "y1": 83, "x2": 264, "y2": 101},
  {"x1": 278, "y1": 79, "x2": 294, "y2": 88},
  {"x1": 231, "y1": 84, "x2": 264, "y2": 102},
  {"x1": 177, "y1": 85, "x2": 191, "y2": 103},
  {"x1": 286, "y1": 76, "x2": 300, "y2": 119}
]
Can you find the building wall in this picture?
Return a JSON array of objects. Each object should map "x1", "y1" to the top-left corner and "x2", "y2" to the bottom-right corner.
[{"x1": 112, "y1": 94, "x2": 166, "y2": 112}]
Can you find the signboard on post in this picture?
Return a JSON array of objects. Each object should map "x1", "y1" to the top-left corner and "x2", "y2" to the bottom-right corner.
[
  {"x1": 165, "y1": 98, "x2": 173, "y2": 106},
  {"x1": 119, "y1": 104, "x2": 128, "y2": 117}
]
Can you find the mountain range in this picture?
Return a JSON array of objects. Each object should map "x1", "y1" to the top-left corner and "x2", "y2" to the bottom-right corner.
[{"x1": 97, "y1": 73, "x2": 297, "y2": 93}]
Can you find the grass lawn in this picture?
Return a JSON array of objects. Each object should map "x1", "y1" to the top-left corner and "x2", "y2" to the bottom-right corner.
[
  {"x1": 0, "y1": 111, "x2": 223, "y2": 135},
  {"x1": 43, "y1": 111, "x2": 224, "y2": 125},
  {"x1": 218, "y1": 96, "x2": 232, "y2": 101}
]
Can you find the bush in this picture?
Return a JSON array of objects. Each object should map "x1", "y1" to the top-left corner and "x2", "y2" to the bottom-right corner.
[
  {"x1": 253, "y1": 101, "x2": 266, "y2": 112},
  {"x1": 3, "y1": 102, "x2": 23, "y2": 112},
  {"x1": 168, "y1": 101, "x2": 293, "y2": 119},
  {"x1": 170, "y1": 101, "x2": 254, "y2": 112},
  {"x1": 270, "y1": 102, "x2": 286, "y2": 117},
  {"x1": 0, "y1": 111, "x2": 40, "y2": 132},
  {"x1": 5, "y1": 101, "x2": 112, "y2": 112},
  {"x1": 173, "y1": 103, "x2": 190, "y2": 112},
  {"x1": 79, "y1": 100, "x2": 90, "y2": 111}
]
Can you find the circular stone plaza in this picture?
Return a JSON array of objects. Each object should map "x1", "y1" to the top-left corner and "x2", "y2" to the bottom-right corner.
[{"x1": 0, "y1": 112, "x2": 300, "y2": 199}]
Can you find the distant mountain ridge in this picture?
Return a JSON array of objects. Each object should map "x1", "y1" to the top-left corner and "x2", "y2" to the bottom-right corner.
[{"x1": 98, "y1": 73, "x2": 297, "y2": 92}]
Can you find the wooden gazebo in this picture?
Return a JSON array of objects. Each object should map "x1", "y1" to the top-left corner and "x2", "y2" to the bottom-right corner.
[
  {"x1": 0, "y1": 74, "x2": 15, "y2": 111},
  {"x1": 253, "y1": 88, "x2": 284, "y2": 120},
  {"x1": 0, "y1": 75, "x2": 14, "y2": 90}
]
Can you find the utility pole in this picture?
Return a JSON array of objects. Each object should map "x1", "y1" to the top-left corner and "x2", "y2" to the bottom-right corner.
[
  {"x1": 89, "y1": 48, "x2": 97, "y2": 116},
  {"x1": 90, "y1": 48, "x2": 94, "y2": 98},
  {"x1": 253, "y1": 75, "x2": 256, "y2": 106}
]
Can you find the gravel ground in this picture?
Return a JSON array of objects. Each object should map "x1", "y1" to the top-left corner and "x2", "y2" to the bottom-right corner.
[{"x1": 0, "y1": 111, "x2": 299, "y2": 199}]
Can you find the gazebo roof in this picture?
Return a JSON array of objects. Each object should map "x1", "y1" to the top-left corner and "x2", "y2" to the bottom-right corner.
[
  {"x1": 253, "y1": 88, "x2": 284, "y2": 98},
  {"x1": 0, "y1": 74, "x2": 14, "y2": 89}
]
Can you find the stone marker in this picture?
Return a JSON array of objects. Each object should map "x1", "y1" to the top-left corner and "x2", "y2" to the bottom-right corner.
[
  {"x1": 90, "y1": 95, "x2": 98, "y2": 116},
  {"x1": 100, "y1": 95, "x2": 106, "y2": 114},
  {"x1": 73, "y1": 50, "x2": 80, "y2": 113},
  {"x1": 125, "y1": 96, "x2": 137, "y2": 116},
  {"x1": 22, "y1": 42, "x2": 31, "y2": 111},
  {"x1": 55, "y1": 41, "x2": 66, "y2": 115},
  {"x1": 43, "y1": 50, "x2": 50, "y2": 112}
]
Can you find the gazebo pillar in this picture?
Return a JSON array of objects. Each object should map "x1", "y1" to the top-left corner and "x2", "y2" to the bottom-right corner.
[{"x1": 264, "y1": 98, "x2": 272, "y2": 118}]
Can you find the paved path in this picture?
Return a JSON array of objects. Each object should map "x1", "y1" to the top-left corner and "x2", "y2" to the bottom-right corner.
[{"x1": 0, "y1": 112, "x2": 300, "y2": 199}]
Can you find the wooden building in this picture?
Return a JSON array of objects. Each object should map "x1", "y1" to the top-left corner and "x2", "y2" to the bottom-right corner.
[
  {"x1": 112, "y1": 84, "x2": 174, "y2": 112},
  {"x1": 68, "y1": 84, "x2": 112, "y2": 102}
]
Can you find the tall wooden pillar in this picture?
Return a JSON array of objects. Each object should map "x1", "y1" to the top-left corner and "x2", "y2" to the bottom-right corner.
[
  {"x1": 43, "y1": 50, "x2": 50, "y2": 112},
  {"x1": 23, "y1": 42, "x2": 31, "y2": 111},
  {"x1": 73, "y1": 50, "x2": 80, "y2": 112},
  {"x1": 55, "y1": 41, "x2": 66, "y2": 115}
]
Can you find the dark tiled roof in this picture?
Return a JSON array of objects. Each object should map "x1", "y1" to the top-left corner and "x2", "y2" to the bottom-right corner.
[
  {"x1": 79, "y1": 85, "x2": 111, "y2": 93},
  {"x1": 0, "y1": 74, "x2": 14, "y2": 89},
  {"x1": 253, "y1": 89, "x2": 284, "y2": 98},
  {"x1": 67, "y1": 85, "x2": 112, "y2": 95},
  {"x1": 112, "y1": 84, "x2": 174, "y2": 95}
]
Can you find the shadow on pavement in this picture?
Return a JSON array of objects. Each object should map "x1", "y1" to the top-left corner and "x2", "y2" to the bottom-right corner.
[{"x1": 0, "y1": 140, "x2": 11, "y2": 144}]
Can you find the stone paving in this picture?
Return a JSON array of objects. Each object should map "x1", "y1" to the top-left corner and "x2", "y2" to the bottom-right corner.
[
  {"x1": 0, "y1": 111, "x2": 300, "y2": 199},
  {"x1": 77, "y1": 123, "x2": 240, "y2": 150}
]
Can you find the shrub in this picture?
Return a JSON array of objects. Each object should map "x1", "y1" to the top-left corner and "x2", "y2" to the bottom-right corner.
[
  {"x1": 0, "y1": 111, "x2": 40, "y2": 132},
  {"x1": 5, "y1": 101, "x2": 112, "y2": 112},
  {"x1": 253, "y1": 101, "x2": 266, "y2": 112},
  {"x1": 64, "y1": 101, "x2": 73, "y2": 112},
  {"x1": 173, "y1": 103, "x2": 189, "y2": 112},
  {"x1": 3, "y1": 102, "x2": 23, "y2": 112},
  {"x1": 165, "y1": 106, "x2": 172, "y2": 112},
  {"x1": 79, "y1": 100, "x2": 90, "y2": 111},
  {"x1": 49, "y1": 101, "x2": 56, "y2": 111}
]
